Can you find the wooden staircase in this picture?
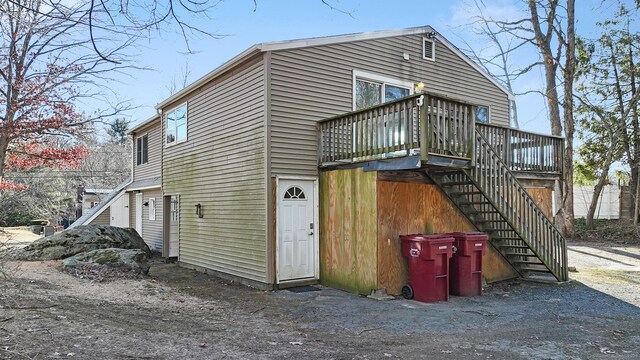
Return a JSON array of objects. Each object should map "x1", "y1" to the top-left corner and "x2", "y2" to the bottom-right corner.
[{"x1": 427, "y1": 130, "x2": 568, "y2": 281}]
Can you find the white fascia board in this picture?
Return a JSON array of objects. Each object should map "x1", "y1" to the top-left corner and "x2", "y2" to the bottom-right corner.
[
  {"x1": 155, "y1": 46, "x2": 263, "y2": 110},
  {"x1": 126, "y1": 185, "x2": 161, "y2": 191},
  {"x1": 261, "y1": 26, "x2": 433, "y2": 51}
]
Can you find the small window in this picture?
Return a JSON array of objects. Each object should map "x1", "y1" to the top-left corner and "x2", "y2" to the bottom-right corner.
[
  {"x1": 423, "y1": 38, "x2": 435, "y2": 61},
  {"x1": 136, "y1": 134, "x2": 148, "y2": 165},
  {"x1": 148, "y1": 198, "x2": 156, "y2": 221},
  {"x1": 284, "y1": 186, "x2": 306, "y2": 200},
  {"x1": 166, "y1": 103, "x2": 187, "y2": 145},
  {"x1": 354, "y1": 73, "x2": 412, "y2": 110},
  {"x1": 476, "y1": 106, "x2": 490, "y2": 123}
]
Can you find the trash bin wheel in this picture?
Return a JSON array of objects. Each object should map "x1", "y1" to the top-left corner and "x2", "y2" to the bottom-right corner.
[{"x1": 401, "y1": 285, "x2": 414, "y2": 299}]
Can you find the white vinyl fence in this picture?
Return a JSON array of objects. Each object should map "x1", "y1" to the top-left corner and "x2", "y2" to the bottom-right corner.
[{"x1": 574, "y1": 185, "x2": 621, "y2": 219}]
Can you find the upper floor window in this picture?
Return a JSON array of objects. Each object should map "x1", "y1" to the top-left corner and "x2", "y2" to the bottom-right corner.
[
  {"x1": 353, "y1": 71, "x2": 413, "y2": 110},
  {"x1": 136, "y1": 134, "x2": 148, "y2": 165},
  {"x1": 166, "y1": 103, "x2": 187, "y2": 145},
  {"x1": 476, "y1": 106, "x2": 490, "y2": 123}
]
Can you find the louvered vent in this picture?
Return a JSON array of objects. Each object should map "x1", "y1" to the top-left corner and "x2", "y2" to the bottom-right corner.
[{"x1": 423, "y1": 38, "x2": 435, "y2": 61}]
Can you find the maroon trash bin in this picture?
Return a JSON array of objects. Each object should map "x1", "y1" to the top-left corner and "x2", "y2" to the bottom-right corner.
[
  {"x1": 400, "y1": 234, "x2": 454, "y2": 303},
  {"x1": 449, "y1": 232, "x2": 488, "y2": 296}
]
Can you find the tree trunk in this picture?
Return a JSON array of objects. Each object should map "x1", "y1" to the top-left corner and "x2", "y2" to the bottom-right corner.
[{"x1": 561, "y1": 0, "x2": 576, "y2": 238}]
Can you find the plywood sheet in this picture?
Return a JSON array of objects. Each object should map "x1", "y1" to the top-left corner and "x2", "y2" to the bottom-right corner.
[
  {"x1": 319, "y1": 168, "x2": 377, "y2": 294},
  {"x1": 377, "y1": 181, "x2": 475, "y2": 295},
  {"x1": 524, "y1": 187, "x2": 553, "y2": 219}
]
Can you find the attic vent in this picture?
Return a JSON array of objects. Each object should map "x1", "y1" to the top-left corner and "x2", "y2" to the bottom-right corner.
[{"x1": 423, "y1": 38, "x2": 435, "y2": 61}]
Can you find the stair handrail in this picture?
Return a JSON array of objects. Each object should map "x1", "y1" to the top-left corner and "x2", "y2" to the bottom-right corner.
[{"x1": 469, "y1": 129, "x2": 568, "y2": 281}]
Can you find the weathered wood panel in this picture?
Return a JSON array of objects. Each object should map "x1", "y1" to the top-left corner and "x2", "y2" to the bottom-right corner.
[
  {"x1": 377, "y1": 181, "x2": 475, "y2": 295},
  {"x1": 319, "y1": 168, "x2": 377, "y2": 294},
  {"x1": 524, "y1": 187, "x2": 553, "y2": 220}
]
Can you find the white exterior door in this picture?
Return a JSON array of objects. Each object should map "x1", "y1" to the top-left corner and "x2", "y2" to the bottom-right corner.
[
  {"x1": 168, "y1": 195, "x2": 179, "y2": 257},
  {"x1": 110, "y1": 193, "x2": 130, "y2": 227},
  {"x1": 135, "y1": 193, "x2": 143, "y2": 235},
  {"x1": 278, "y1": 179, "x2": 317, "y2": 282}
]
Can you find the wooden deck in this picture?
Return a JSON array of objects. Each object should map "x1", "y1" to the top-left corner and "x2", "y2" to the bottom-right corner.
[{"x1": 317, "y1": 92, "x2": 563, "y2": 176}]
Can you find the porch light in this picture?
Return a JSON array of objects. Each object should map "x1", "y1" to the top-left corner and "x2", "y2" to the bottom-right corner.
[{"x1": 415, "y1": 82, "x2": 426, "y2": 93}]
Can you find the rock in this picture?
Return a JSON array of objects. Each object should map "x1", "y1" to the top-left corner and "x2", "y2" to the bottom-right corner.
[
  {"x1": 11, "y1": 225, "x2": 150, "y2": 260},
  {"x1": 63, "y1": 248, "x2": 150, "y2": 274}
]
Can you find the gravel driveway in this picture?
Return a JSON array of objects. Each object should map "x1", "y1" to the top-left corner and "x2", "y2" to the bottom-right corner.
[{"x1": 0, "y1": 243, "x2": 639, "y2": 359}]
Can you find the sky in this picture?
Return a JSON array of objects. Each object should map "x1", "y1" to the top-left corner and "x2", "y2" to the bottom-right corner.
[{"x1": 105, "y1": 0, "x2": 620, "y2": 135}]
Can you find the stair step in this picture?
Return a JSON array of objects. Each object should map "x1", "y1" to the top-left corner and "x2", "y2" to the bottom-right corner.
[
  {"x1": 519, "y1": 267, "x2": 551, "y2": 273},
  {"x1": 504, "y1": 252, "x2": 536, "y2": 256},
  {"x1": 497, "y1": 245, "x2": 529, "y2": 249},
  {"x1": 441, "y1": 181, "x2": 473, "y2": 186},
  {"x1": 477, "y1": 219, "x2": 504, "y2": 223},
  {"x1": 451, "y1": 191, "x2": 482, "y2": 196},
  {"x1": 513, "y1": 260, "x2": 543, "y2": 265}
]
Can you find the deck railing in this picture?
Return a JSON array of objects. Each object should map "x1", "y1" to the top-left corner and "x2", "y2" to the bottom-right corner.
[
  {"x1": 318, "y1": 93, "x2": 564, "y2": 175},
  {"x1": 476, "y1": 123, "x2": 563, "y2": 174},
  {"x1": 469, "y1": 129, "x2": 568, "y2": 280}
]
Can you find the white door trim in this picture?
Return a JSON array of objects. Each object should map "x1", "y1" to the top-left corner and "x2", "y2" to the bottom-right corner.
[{"x1": 275, "y1": 175, "x2": 319, "y2": 284}]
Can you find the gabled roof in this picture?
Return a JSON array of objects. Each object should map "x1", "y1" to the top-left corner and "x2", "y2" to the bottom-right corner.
[
  {"x1": 70, "y1": 177, "x2": 131, "y2": 228},
  {"x1": 155, "y1": 26, "x2": 514, "y2": 109}
]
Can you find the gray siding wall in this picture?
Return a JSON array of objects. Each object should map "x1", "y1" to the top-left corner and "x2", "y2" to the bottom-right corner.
[
  {"x1": 133, "y1": 122, "x2": 162, "y2": 180},
  {"x1": 269, "y1": 34, "x2": 510, "y2": 176},
  {"x1": 161, "y1": 56, "x2": 268, "y2": 283},
  {"x1": 128, "y1": 190, "x2": 163, "y2": 252},
  {"x1": 89, "y1": 207, "x2": 110, "y2": 225}
]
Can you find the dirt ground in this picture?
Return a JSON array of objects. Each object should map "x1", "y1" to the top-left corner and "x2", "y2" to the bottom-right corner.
[{"x1": 1, "y1": 236, "x2": 639, "y2": 359}]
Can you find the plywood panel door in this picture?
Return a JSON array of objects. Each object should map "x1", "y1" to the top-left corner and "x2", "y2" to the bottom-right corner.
[
  {"x1": 278, "y1": 179, "x2": 317, "y2": 282},
  {"x1": 110, "y1": 193, "x2": 130, "y2": 227}
]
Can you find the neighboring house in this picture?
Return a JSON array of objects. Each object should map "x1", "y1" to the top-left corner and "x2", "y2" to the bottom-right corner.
[
  {"x1": 71, "y1": 178, "x2": 131, "y2": 228},
  {"x1": 75, "y1": 26, "x2": 568, "y2": 294},
  {"x1": 149, "y1": 25, "x2": 567, "y2": 292},
  {"x1": 81, "y1": 189, "x2": 113, "y2": 215}
]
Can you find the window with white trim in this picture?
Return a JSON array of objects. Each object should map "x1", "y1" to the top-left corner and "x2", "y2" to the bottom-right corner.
[
  {"x1": 148, "y1": 198, "x2": 156, "y2": 221},
  {"x1": 475, "y1": 105, "x2": 490, "y2": 123},
  {"x1": 423, "y1": 38, "x2": 435, "y2": 61},
  {"x1": 353, "y1": 71, "x2": 413, "y2": 110},
  {"x1": 165, "y1": 103, "x2": 187, "y2": 145}
]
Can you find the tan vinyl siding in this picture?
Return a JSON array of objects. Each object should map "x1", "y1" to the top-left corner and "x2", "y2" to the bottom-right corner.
[
  {"x1": 126, "y1": 189, "x2": 163, "y2": 251},
  {"x1": 162, "y1": 56, "x2": 268, "y2": 283},
  {"x1": 133, "y1": 122, "x2": 162, "y2": 180},
  {"x1": 89, "y1": 207, "x2": 110, "y2": 225},
  {"x1": 269, "y1": 34, "x2": 510, "y2": 176}
]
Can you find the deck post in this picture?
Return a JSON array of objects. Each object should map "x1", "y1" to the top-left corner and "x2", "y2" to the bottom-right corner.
[
  {"x1": 469, "y1": 105, "x2": 476, "y2": 167},
  {"x1": 419, "y1": 94, "x2": 429, "y2": 162}
]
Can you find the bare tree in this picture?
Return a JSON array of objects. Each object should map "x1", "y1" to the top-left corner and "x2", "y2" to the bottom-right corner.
[{"x1": 467, "y1": 0, "x2": 577, "y2": 237}]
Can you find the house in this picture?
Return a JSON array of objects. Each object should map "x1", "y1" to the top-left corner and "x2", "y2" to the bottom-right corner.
[
  {"x1": 71, "y1": 178, "x2": 131, "y2": 228},
  {"x1": 77, "y1": 25, "x2": 567, "y2": 294},
  {"x1": 81, "y1": 188, "x2": 113, "y2": 214},
  {"x1": 71, "y1": 115, "x2": 165, "y2": 254}
]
